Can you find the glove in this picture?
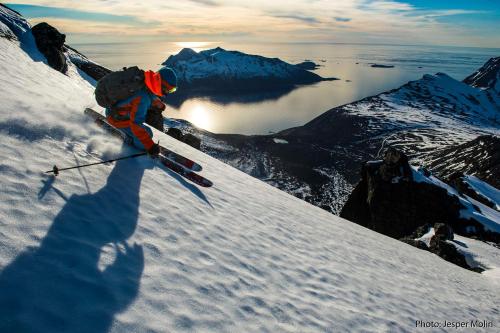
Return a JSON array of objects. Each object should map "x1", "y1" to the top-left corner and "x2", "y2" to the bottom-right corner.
[
  {"x1": 151, "y1": 98, "x2": 166, "y2": 112},
  {"x1": 147, "y1": 143, "x2": 160, "y2": 157}
]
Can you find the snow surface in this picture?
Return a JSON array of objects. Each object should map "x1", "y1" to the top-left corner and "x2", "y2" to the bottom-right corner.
[
  {"x1": 1, "y1": 15, "x2": 500, "y2": 332},
  {"x1": 273, "y1": 138, "x2": 289, "y2": 144},
  {"x1": 412, "y1": 167, "x2": 500, "y2": 233},
  {"x1": 465, "y1": 175, "x2": 500, "y2": 211}
]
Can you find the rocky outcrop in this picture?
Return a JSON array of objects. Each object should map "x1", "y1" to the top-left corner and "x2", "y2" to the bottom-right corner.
[
  {"x1": 429, "y1": 234, "x2": 470, "y2": 269},
  {"x1": 64, "y1": 45, "x2": 111, "y2": 81},
  {"x1": 31, "y1": 22, "x2": 67, "y2": 73},
  {"x1": 433, "y1": 223, "x2": 454, "y2": 240},
  {"x1": 401, "y1": 223, "x2": 474, "y2": 271},
  {"x1": 340, "y1": 148, "x2": 500, "y2": 270},
  {"x1": 340, "y1": 148, "x2": 498, "y2": 241},
  {"x1": 166, "y1": 128, "x2": 201, "y2": 150}
]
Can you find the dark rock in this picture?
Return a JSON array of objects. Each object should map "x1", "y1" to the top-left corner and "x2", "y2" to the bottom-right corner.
[
  {"x1": 183, "y1": 133, "x2": 201, "y2": 150},
  {"x1": 400, "y1": 238, "x2": 429, "y2": 251},
  {"x1": 165, "y1": 127, "x2": 201, "y2": 150},
  {"x1": 295, "y1": 61, "x2": 320, "y2": 70},
  {"x1": 64, "y1": 45, "x2": 111, "y2": 81},
  {"x1": 434, "y1": 223, "x2": 454, "y2": 240},
  {"x1": 31, "y1": 22, "x2": 67, "y2": 73},
  {"x1": 429, "y1": 235, "x2": 469, "y2": 269},
  {"x1": 166, "y1": 127, "x2": 183, "y2": 140},
  {"x1": 407, "y1": 224, "x2": 432, "y2": 239},
  {"x1": 75, "y1": 61, "x2": 111, "y2": 81},
  {"x1": 371, "y1": 64, "x2": 394, "y2": 68},
  {"x1": 379, "y1": 147, "x2": 412, "y2": 181},
  {"x1": 340, "y1": 148, "x2": 492, "y2": 240}
]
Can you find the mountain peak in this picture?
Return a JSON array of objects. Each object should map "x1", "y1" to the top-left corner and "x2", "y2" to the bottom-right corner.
[{"x1": 463, "y1": 56, "x2": 500, "y2": 91}]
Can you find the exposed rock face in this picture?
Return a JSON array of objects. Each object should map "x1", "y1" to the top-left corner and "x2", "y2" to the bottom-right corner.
[
  {"x1": 340, "y1": 149, "x2": 500, "y2": 270},
  {"x1": 425, "y1": 135, "x2": 500, "y2": 189},
  {"x1": 429, "y1": 234, "x2": 469, "y2": 269},
  {"x1": 31, "y1": 22, "x2": 67, "y2": 73},
  {"x1": 64, "y1": 45, "x2": 111, "y2": 81},
  {"x1": 340, "y1": 148, "x2": 496, "y2": 241},
  {"x1": 434, "y1": 223, "x2": 454, "y2": 240},
  {"x1": 401, "y1": 223, "x2": 474, "y2": 271},
  {"x1": 166, "y1": 127, "x2": 201, "y2": 150},
  {"x1": 463, "y1": 57, "x2": 499, "y2": 91}
]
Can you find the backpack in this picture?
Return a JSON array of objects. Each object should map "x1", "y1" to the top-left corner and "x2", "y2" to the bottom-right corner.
[{"x1": 95, "y1": 66, "x2": 145, "y2": 108}]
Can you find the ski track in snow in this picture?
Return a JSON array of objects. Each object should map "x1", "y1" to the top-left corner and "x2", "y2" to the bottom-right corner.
[{"x1": 0, "y1": 14, "x2": 500, "y2": 333}]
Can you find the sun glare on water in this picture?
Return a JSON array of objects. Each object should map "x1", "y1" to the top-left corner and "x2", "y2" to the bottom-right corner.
[{"x1": 189, "y1": 105, "x2": 212, "y2": 130}]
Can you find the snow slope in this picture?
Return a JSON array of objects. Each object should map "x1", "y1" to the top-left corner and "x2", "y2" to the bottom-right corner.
[
  {"x1": 339, "y1": 72, "x2": 500, "y2": 160},
  {"x1": 1, "y1": 14, "x2": 500, "y2": 333}
]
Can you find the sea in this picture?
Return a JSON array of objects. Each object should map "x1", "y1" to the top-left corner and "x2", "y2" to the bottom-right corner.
[{"x1": 73, "y1": 41, "x2": 500, "y2": 135}]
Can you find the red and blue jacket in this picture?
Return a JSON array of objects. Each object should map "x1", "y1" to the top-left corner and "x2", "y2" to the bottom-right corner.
[{"x1": 105, "y1": 71, "x2": 164, "y2": 150}]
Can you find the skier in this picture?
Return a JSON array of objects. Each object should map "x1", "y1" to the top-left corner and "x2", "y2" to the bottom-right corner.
[{"x1": 104, "y1": 67, "x2": 177, "y2": 157}]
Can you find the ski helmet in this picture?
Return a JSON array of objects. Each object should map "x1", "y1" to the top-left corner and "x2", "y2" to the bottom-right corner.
[{"x1": 158, "y1": 66, "x2": 177, "y2": 94}]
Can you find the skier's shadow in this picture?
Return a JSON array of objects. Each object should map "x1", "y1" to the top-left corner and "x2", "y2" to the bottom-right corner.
[{"x1": 0, "y1": 154, "x2": 146, "y2": 333}]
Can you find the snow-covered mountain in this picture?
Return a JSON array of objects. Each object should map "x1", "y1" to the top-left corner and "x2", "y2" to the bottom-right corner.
[
  {"x1": 162, "y1": 47, "x2": 335, "y2": 93},
  {"x1": 2, "y1": 6, "x2": 500, "y2": 332},
  {"x1": 285, "y1": 69, "x2": 499, "y2": 162},
  {"x1": 463, "y1": 56, "x2": 500, "y2": 91}
]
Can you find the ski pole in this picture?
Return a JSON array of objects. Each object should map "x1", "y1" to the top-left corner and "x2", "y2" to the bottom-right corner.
[{"x1": 45, "y1": 152, "x2": 147, "y2": 176}]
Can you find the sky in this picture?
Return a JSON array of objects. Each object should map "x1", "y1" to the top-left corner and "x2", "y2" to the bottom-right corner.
[{"x1": 6, "y1": 0, "x2": 500, "y2": 47}]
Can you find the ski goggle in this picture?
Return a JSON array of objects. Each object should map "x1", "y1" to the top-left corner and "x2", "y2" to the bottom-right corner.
[{"x1": 162, "y1": 81, "x2": 177, "y2": 94}]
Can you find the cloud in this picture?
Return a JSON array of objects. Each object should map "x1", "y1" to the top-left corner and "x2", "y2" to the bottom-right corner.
[
  {"x1": 187, "y1": 0, "x2": 220, "y2": 6},
  {"x1": 5, "y1": 0, "x2": 499, "y2": 47},
  {"x1": 366, "y1": 1, "x2": 415, "y2": 12},
  {"x1": 7, "y1": 4, "x2": 157, "y2": 26},
  {"x1": 334, "y1": 17, "x2": 351, "y2": 22},
  {"x1": 273, "y1": 14, "x2": 320, "y2": 24}
]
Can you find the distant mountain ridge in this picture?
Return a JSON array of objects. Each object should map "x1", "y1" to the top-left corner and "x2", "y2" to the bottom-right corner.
[{"x1": 162, "y1": 47, "x2": 336, "y2": 93}]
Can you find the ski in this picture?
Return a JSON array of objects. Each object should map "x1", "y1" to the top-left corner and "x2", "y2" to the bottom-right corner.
[
  {"x1": 158, "y1": 156, "x2": 213, "y2": 187},
  {"x1": 84, "y1": 108, "x2": 202, "y2": 172},
  {"x1": 84, "y1": 108, "x2": 212, "y2": 187}
]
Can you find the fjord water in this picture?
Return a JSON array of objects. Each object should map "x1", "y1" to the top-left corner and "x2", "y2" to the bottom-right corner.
[{"x1": 74, "y1": 41, "x2": 499, "y2": 134}]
